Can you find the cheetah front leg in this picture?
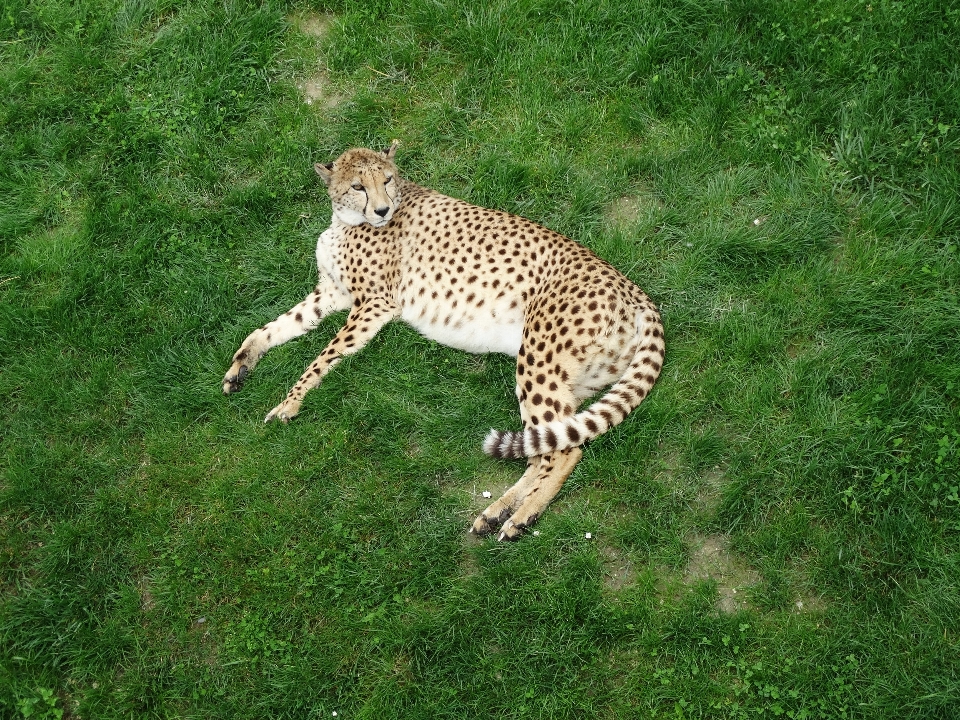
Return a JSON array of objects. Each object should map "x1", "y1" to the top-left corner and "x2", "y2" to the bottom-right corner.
[
  {"x1": 223, "y1": 276, "x2": 351, "y2": 394},
  {"x1": 264, "y1": 296, "x2": 399, "y2": 423}
]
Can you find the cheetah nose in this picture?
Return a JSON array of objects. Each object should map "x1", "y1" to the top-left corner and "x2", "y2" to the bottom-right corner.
[{"x1": 374, "y1": 206, "x2": 389, "y2": 218}]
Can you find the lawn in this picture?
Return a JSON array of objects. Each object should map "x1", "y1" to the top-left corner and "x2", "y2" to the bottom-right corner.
[{"x1": 2, "y1": 0, "x2": 959, "y2": 717}]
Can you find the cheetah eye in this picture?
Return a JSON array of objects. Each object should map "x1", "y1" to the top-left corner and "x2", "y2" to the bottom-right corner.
[
  {"x1": 384, "y1": 175, "x2": 393, "y2": 185},
  {"x1": 351, "y1": 183, "x2": 364, "y2": 192}
]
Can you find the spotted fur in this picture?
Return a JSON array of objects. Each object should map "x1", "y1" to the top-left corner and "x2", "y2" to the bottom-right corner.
[{"x1": 223, "y1": 142, "x2": 665, "y2": 540}]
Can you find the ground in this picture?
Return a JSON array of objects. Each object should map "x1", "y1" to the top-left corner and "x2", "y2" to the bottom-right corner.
[{"x1": 1, "y1": 1, "x2": 959, "y2": 718}]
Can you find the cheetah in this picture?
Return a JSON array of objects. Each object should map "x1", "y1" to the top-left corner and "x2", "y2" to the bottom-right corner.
[{"x1": 223, "y1": 142, "x2": 664, "y2": 540}]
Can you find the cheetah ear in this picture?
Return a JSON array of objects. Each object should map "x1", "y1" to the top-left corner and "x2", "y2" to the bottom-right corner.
[
  {"x1": 382, "y1": 139, "x2": 400, "y2": 160},
  {"x1": 314, "y1": 161, "x2": 334, "y2": 186}
]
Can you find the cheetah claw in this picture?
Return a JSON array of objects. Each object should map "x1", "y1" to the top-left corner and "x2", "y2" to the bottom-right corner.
[{"x1": 496, "y1": 519, "x2": 526, "y2": 542}]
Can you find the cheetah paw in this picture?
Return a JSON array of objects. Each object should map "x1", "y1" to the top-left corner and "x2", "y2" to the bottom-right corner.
[
  {"x1": 222, "y1": 363, "x2": 249, "y2": 394},
  {"x1": 469, "y1": 514, "x2": 498, "y2": 537},
  {"x1": 470, "y1": 513, "x2": 531, "y2": 542},
  {"x1": 470, "y1": 504, "x2": 512, "y2": 537},
  {"x1": 496, "y1": 509, "x2": 541, "y2": 542},
  {"x1": 496, "y1": 519, "x2": 526, "y2": 542},
  {"x1": 264, "y1": 398, "x2": 301, "y2": 424}
]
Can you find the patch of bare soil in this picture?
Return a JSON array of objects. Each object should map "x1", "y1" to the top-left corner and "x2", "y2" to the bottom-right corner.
[
  {"x1": 289, "y1": 11, "x2": 333, "y2": 39},
  {"x1": 298, "y1": 73, "x2": 344, "y2": 109},
  {"x1": 791, "y1": 593, "x2": 827, "y2": 614},
  {"x1": 683, "y1": 533, "x2": 759, "y2": 613},
  {"x1": 600, "y1": 542, "x2": 637, "y2": 592},
  {"x1": 604, "y1": 189, "x2": 664, "y2": 228},
  {"x1": 287, "y1": 12, "x2": 343, "y2": 109},
  {"x1": 138, "y1": 575, "x2": 156, "y2": 613}
]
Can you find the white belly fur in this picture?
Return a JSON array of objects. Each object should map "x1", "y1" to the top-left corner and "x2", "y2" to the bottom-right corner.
[{"x1": 401, "y1": 303, "x2": 523, "y2": 356}]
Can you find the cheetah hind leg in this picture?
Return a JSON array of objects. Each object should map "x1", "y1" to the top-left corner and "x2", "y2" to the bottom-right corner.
[
  {"x1": 497, "y1": 447, "x2": 583, "y2": 541},
  {"x1": 472, "y1": 447, "x2": 583, "y2": 541},
  {"x1": 471, "y1": 384, "x2": 544, "y2": 537},
  {"x1": 471, "y1": 456, "x2": 542, "y2": 537}
]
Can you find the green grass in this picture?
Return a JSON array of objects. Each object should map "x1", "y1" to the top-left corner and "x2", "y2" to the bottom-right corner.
[{"x1": 2, "y1": 0, "x2": 959, "y2": 717}]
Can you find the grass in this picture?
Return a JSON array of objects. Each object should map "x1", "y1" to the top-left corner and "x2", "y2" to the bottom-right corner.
[{"x1": 2, "y1": 0, "x2": 959, "y2": 717}]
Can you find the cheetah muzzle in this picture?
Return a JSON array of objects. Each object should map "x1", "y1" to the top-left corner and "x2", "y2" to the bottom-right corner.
[{"x1": 223, "y1": 141, "x2": 665, "y2": 540}]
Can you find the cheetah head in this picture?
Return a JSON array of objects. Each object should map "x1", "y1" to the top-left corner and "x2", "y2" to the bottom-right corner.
[{"x1": 315, "y1": 141, "x2": 401, "y2": 228}]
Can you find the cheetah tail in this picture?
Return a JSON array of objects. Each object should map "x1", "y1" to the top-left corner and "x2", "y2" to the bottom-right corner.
[{"x1": 483, "y1": 315, "x2": 664, "y2": 459}]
